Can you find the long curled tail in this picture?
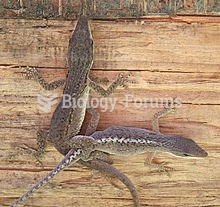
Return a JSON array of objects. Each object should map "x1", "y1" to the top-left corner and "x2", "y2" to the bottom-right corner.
[{"x1": 11, "y1": 149, "x2": 83, "y2": 207}]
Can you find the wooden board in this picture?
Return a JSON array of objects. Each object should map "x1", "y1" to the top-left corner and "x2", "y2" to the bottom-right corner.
[{"x1": 0, "y1": 16, "x2": 220, "y2": 207}]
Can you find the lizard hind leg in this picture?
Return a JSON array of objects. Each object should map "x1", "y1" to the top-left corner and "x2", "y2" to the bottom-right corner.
[
  {"x1": 80, "y1": 159, "x2": 140, "y2": 207},
  {"x1": 91, "y1": 152, "x2": 126, "y2": 191},
  {"x1": 89, "y1": 151, "x2": 114, "y2": 178},
  {"x1": 15, "y1": 129, "x2": 49, "y2": 166},
  {"x1": 90, "y1": 167, "x2": 125, "y2": 191},
  {"x1": 81, "y1": 150, "x2": 125, "y2": 192},
  {"x1": 35, "y1": 129, "x2": 50, "y2": 158},
  {"x1": 89, "y1": 151, "x2": 113, "y2": 165}
]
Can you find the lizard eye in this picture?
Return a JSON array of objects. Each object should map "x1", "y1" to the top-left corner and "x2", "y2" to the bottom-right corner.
[
  {"x1": 85, "y1": 39, "x2": 93, "y2": 46},
  {"x1": 183, "y1": 153, "x2": 190, "y2": 157}
]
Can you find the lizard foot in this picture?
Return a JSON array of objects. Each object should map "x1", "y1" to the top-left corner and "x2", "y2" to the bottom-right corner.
[
  {"x1": 14, "y1": 144, "x2": 44, "y2": 167},
  {"x1": 22, "y1": 66, "x2": 38, "y2": 79},
  {"x1": 89, "y1": 75, "x2": 111, "y2": 86},
  {"x1": 117, "y1": 73, "x2": 133, "y2": 88},
  {"x1": 144, "y1": 159, "x2": 173, "y2": 177},
  {"x1": 163, "y1": 97, "x2": 178, "y2": 112}
]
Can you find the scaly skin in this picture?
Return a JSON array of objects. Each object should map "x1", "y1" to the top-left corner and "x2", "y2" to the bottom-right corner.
[
  {"x1": 75, "y1": 126, "x2": 208, "y2": 158},
  {"x1": 49, "y1": 15, "x2": 93, "y2": 155}
]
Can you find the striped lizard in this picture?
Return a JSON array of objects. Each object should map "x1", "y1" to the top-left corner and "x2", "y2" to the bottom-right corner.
[{"x1": 11, "y1": 105, "x2": 207, "y2": 207}]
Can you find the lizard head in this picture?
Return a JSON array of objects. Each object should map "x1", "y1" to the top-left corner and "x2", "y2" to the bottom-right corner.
[
  {"x1": 162, "y1": 135, "x2": 208, "y2": 158},
  {"x1": 67, "y1": 15, "x2": 93, "y2": 75}
]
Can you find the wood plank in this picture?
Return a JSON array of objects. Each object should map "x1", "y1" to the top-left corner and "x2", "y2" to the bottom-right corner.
[
  {"x1": 0, "y1": 17, "x2": 220, "y2": 207},
  {"x1": 0, "y1": 17, "x2": 220, "y2": 72}
]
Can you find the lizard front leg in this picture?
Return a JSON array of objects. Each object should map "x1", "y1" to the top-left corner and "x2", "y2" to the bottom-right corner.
[
  {"x1": 22, "y1": 66, "x2": 65, "y2": 90},
  {"x1": 144, "y1": 98, "x2": 177, "y2": 174},
  {"x1": 85, "y1": 107, "x2": 100, "y2": 136},
  {"x1": 152, "y1": 98, "x2": 176, "y2": 133},
  {"x1": 88, "y1": 73, "x2": 131, "y2": 97}
]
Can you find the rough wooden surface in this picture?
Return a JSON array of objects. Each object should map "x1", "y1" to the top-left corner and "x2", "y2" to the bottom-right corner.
[{"x1": 0, "y1": 16, "x2": 220, "y2": 207}]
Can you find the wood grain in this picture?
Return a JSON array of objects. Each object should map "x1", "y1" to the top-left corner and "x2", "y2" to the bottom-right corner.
[{"x1": 0, "y1": 16, "x2": 219, "y2": 207}]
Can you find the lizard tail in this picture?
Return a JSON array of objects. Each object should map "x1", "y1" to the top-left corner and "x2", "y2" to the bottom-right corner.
[
  {"x1": 10, "y1": 149, "x2": 83, "y2": 207},
  {"x1": 80, "y1": 160, "x2": 140, "y2": 207}
]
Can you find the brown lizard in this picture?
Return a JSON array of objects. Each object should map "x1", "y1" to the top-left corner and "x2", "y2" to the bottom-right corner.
[
  {"x1": 16, "y1": 15, "x2": 138, "y2": 206},
  {"x1": 11, "y1": 104, "x2": 207, "y2": 207},
  {"x1": 70, "y1": 104, "x2": 208, "y2": 166},
  {"x1": 71, "y1": 126, "x2": 207, "y2": 160},
  {"x1": 22, "y1": 15, "x2": 130, "y2": 156}
]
